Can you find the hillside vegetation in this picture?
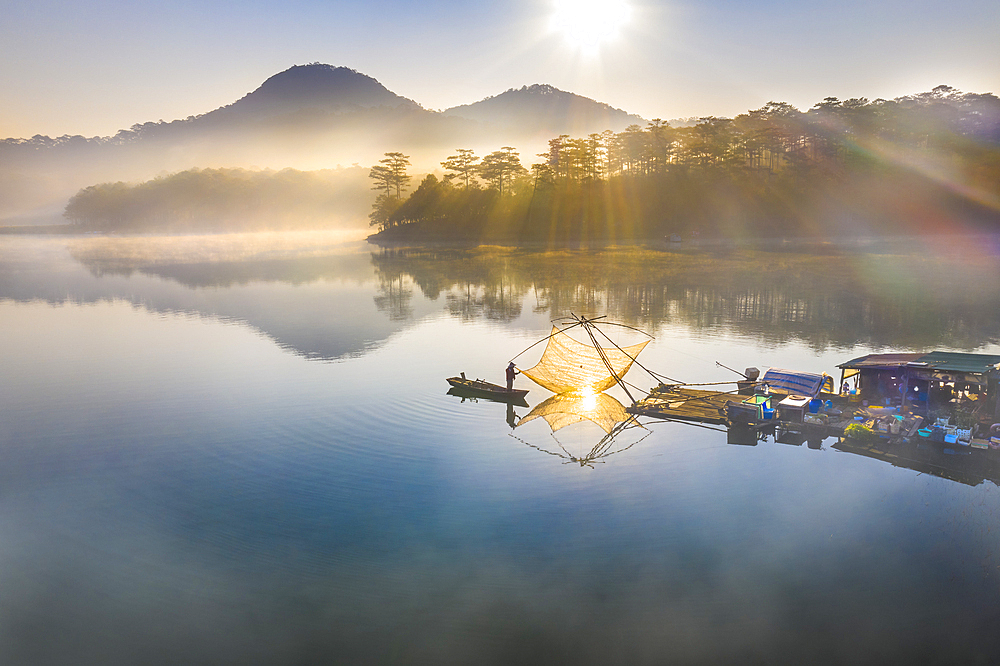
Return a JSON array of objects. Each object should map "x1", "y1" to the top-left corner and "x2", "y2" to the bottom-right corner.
[
  {"x1": 54, "y1": 83, "x2": 1000, "y2": 238},
  {"x1": 64, "y1": 167, "x2": 371, "y2": 232},
  {"x1": 369, "y1": 87, "x2": 1000, "y2": 243}
]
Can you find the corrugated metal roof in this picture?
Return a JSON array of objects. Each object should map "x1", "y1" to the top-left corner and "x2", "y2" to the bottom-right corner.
[
  {"x1": 838, "y1": 351, "x2": 1000, "y2": 375},
  {"x1": 914, "y1": 351, "x2": 1000, "y2": 375}
]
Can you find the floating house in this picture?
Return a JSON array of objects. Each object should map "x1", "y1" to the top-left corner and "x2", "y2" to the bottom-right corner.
[
  {"x1": 629, "y1": 351, "x2": 1000, "y2": 452},
  {"x1": 837, "y1": 351, "x2": 1000, "y2": 421}
]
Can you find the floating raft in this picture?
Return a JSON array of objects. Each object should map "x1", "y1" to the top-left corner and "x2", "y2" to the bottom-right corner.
[
  {"x1": 627, "y1": 385, "x2": 737, "y2": 425},
  {"x1": 628, "y1": 383, "x2": 850, "y2": 433},
  {"x1": 629, "y1": 384, "x2": 929, "y2": 442}
]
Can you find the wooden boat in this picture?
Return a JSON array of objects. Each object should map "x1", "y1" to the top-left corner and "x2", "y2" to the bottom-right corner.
[{"x1": 446, "y1": 374, "x2": 528, "y2": 401}]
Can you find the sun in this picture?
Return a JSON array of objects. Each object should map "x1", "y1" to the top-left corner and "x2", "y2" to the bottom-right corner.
[{"x1": 550, "y1": 0, "x2": 632, "y2": 53}]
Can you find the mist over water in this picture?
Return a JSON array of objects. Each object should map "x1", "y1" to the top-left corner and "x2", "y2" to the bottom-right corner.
[{"x1": 2, "y1": 234, "x2": 1000, "y2": 664}]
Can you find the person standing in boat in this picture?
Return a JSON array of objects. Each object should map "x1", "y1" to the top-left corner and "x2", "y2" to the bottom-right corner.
[{"x1": 506, "y1": 361, "x2": 519, "y2": 391}]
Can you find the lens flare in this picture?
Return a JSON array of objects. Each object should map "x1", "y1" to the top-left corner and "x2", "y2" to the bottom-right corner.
[{"x1": 550, "y1": 0, "x2": 632, "y2": 53}]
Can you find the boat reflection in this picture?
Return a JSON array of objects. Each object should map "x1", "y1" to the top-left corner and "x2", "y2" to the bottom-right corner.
[
  {"x1": 446, "y1": 386, "x2": 529, "y2": 409},
  {"x1": 512, "y1": 392, "x2": 651, "y2": 467}
]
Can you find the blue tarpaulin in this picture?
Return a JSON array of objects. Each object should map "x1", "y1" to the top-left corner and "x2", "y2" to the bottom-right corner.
[{"x1": 761, "y1": 368, "x2": 832, "y2": 397}]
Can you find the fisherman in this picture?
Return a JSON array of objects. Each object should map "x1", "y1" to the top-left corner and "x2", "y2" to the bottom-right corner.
[{"x1": 506, "y1": 361, "x2": 519, "y2": 391}]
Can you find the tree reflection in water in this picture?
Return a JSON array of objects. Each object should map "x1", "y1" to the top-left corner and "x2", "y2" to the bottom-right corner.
[
  {"x1": 52, "y1": 235, "x2": 1000, "y2": 358},
  {"x1": 373, "y1": 273, "x2": 413, "y2": 320},
  {"x1": 370, "y1": 242, "x2": 1000, "y2": 350}
]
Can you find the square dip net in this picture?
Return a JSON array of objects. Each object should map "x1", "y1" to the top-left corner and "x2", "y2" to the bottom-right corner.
[{"x1": 519, "y1": 325, "x2": 649, "y2": 396}]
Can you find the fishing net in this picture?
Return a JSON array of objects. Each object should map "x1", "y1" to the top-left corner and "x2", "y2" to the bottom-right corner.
[
  {"x1": 516, "y1": 391, "x2": 630, "y2": 434},
  {"x1": 520, "y1": 326, "x2": 649, "y2": 395}
]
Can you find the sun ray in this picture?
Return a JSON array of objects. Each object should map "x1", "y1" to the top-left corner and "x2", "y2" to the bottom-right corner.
[{"x1": 550, "y1": 0, "x2": 632, "y2": 54}]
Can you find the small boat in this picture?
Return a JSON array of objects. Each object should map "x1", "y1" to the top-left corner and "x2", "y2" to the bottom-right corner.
[{"x1": 446, "y1": 373, "x2": 528, "y2": 401}]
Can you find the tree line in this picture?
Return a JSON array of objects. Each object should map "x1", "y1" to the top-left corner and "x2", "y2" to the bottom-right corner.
[
  {"x1": 57, "y1": 86, "x2": 1000, "y2": 237},
  {"x1": 368, "y1": 86, "x2": 1000, "y2": 242},
  {"x1": 64, "y1": 167, "x2": 368, "y2": 231}
]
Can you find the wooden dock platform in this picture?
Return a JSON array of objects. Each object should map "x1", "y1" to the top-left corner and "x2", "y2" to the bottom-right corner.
[
  {"x1": 627, "y1": 383, "x2": 1000, "y2": 487},
  {"x1": 627, "y1": 385, "x2": 738, "y2": 425},
  {"x1": 629, "y1": 385, "x2": 867, "y2": 441},
  {"x1": 629, "y1": 385, "x2": 996, "y2": 454}
]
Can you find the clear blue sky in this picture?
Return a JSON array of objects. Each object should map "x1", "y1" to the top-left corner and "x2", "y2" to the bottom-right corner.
[{"x1": 2, "y1": 0, "x2": 998, "y2": 138}]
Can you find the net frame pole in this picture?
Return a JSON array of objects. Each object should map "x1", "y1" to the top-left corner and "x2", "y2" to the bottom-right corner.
[{"x1": 574, "y1": 313, "x2": 637, "y2": 405}]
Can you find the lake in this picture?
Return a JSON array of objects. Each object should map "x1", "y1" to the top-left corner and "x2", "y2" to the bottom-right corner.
[{"x1": 2, "y1": 232, "x2": 1000, "y2": 665}]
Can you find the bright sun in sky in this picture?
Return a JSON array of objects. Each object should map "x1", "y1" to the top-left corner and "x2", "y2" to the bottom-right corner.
[{"x1": 550, "y1": 0, "x2": 632, "y2": 53}]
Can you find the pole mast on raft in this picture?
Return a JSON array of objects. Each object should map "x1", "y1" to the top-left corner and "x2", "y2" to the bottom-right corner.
[{"x1": 572, "y1": 313, "x2": 638, "y2": 405}]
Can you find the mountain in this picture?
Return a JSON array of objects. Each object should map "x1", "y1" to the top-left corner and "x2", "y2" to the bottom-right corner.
[
  {"x1": 0, "y1": 66, "x2": 648, "y2": 222},
  {"x1": 444, "y1": 84, "x2": 645, "y2": 137},
  {"x1": 202, "y1": 64, "x2": 421, "y2": 121},
  {"x1": 0, "y1": 65, "x2": 458, "y2": 221}
]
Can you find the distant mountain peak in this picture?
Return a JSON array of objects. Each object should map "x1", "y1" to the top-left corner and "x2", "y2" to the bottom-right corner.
[
  {"x1": 444, "y1": 84, "x2": 645, "y2": 135},
  {"x1": 482, "y1": 83, "x2": 582, "y2": 102},
  {"x1": 212, "y1": 63, "x2": 421, "y2": 118},
  {"x1": 512, "y1": 84, "x2": 559, "y2": 95}
]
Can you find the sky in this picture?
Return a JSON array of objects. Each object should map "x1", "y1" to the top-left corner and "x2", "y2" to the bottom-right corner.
[{"x1": 2, "y1": 0, "x2": 998, "y2": 139}]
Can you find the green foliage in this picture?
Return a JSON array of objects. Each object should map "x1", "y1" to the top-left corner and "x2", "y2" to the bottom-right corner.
[
  {"x1": 369, "y1": 193, "x2": 402, "y2": 230},
  {"x1": 368, "y1": 152, "x2": 411, "y2": 199},
  {"x1": 367, "y1": 152, "x2": 413, "y2": 230},
  {"x1": 478, "y1": 147, "x2": 527, "y2": 196},
  {"x1": 371, "y1": 88, "x2": 1000, "y2": 243},
  {"x1": 844, "y1": 422, "x2": 879, "y2": 442},
  {"x1": 441, "y1": 149, "x2": 480, "y2": 189},
  {"x1": 954, "y1": 410, "x2": 979, "y2": 429},
  {"x1": 368, "y1": 165, "x2": 394, "y2": 197}
]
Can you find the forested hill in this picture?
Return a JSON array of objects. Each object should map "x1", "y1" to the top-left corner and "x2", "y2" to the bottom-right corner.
[
  {"x1": 369, "y1": 87, "x2": 1000, "y2": 244},
  {"x1": 1, "y1": 63, "x2": 644, "y2": 221},
  {"x1": 63, "y1": 167, "x2": 372, "y2": 232},
  {"x1": 444, "y1": 84, "x2": 645, "y2": 137},
  {"x1": 47, "y1": 84, "x2": 1000, "y2": 238},
  {"x1": 201, "y1": 64, "x2": 422, "y2": 120}
]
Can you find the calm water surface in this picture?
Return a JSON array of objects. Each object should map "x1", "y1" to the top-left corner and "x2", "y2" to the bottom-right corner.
[{"x1": 2, "y1": 233, "x2": 1000, "y2": 665}]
